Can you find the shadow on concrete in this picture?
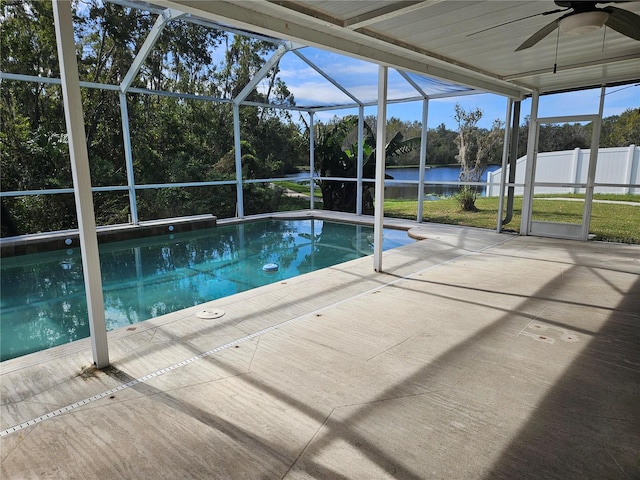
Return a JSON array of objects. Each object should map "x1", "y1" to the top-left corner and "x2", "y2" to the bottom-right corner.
[
  {"x1": 100, "y1": 240, "x2": 639, "y2": 479},
  {"x1": 4, "y1": 234, "x2": 637, "y2": 479},
  {"x1": 482, "y1": 275, "x2": 640, "y2": 480}
]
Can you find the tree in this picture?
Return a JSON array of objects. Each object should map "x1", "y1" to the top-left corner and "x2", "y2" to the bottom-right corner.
[
  {"x1": 601, "y1": 108, "x2": 640, "y2": 147},
  {"x1": 311, "y1": 116, "x2": 420, "y2": 213},
  {"x1": 1, "y1": 1, "x2": 74, "y2": 233},
  {"x1": 0, "y1": 1, "x2": 306, "y2": 234},
  {"x1": 515, "y1": 110, "x2": 639, "y2": 158},
  {"x1": 453, "y1": 104, "x2": 503, "y2": 211},
  {"x1": 428, "y1": 123, "x2": 458, "y2": 165}
]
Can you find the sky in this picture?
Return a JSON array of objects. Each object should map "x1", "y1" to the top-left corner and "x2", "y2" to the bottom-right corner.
[{"x1": 274, "y1": 47, "x2": 640, "y2": 130}]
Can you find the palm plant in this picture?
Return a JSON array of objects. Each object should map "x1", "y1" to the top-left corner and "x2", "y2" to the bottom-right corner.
[{"x1": 309, "y1": 115, "x2": 421, "y2": 213}]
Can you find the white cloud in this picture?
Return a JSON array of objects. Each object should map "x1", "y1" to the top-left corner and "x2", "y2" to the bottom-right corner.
[
  {"x1": 287, "y1": 79, "x2": 424, "y2": 106},
  {"x1": 289, "y1": 82, "x2": 355, "y2": 105},
  {"x1": 321, "y1": 60, "x2": 379, "y2": 78},
  {"x1": 278, "y1": 64, "x2": 323, "y2": 81},
  {"x1": 299, "y1": 48, "x2": 378, "y2": 76}
]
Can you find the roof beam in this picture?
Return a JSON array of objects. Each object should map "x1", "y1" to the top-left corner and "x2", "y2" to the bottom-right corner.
[
  {"x1": 502, "y1": 53, "x2": 640, "y2": 81},
  {"x1": 292, "y1": 50, "x2": 363, "y2": 105},
  {"x1": 110, "y1": 0, "x2": 287, "y2": 45},
  {"x1": 120, "y1": 8, "x2": 185, "y2": 92},
  {"x1": 234, "y1": 44, "x2": 288, "y2": 104},
  {"x1": 344, "y1": 1, "x2": 444, "y2": 30},
  {"x1": 267, "y1": 1, "x2": 342, "y2": 26},
  {"x1": 268, "y1": 0, "x2": 445, "y2": 32}
]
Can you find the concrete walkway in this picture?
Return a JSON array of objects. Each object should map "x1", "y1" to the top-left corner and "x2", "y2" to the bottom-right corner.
[{"x1": 1, "y1": 219, "x2": 639, "y2": 479}]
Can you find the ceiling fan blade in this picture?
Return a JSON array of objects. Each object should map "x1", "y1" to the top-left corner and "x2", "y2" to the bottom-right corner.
[
  {"x1": 468, "y1": 8, "x2": 566, "y2": 37},
  {"x1": 515, "y1": 18, "x2": 560, "y2": 51},
  {"x1": 604, "y1": 6, "x2": 640, "y2": 40}
]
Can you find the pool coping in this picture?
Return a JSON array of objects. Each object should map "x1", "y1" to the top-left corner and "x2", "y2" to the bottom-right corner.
[
  {"x1": 0, "y1": 214, "x2": 218, "y2": 257},
  {"x1": 0, "y1": 210, "x2": 433, "y2": 257}
]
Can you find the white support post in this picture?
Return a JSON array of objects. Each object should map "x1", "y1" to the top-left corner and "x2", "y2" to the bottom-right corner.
[
  {"x1": 520, "y1": 91, "x2": 539, "y2": 236},
  {"x1": 373, "y1": 66, "x2": 387, "y2": 272},
  {"x1": 310, "y1": 220, "x2": 316, "y2": 269},
  {"x1": 118, "y1": 9, "x2": 184, "y2": 222},
  {"x1": 417, "y1": 98, "x2": 428, "y2": 223},
  {"x1": 233, "y1": 104, "x2": 244, "y2": 218},
  {"x1": 119, "y1": 92, "x2": 138, "y2": 224},
  {"x1": 581, "y1": 87, "x2": 605, "y2": 240},
  {"x1": 356, "y1": 107, "x2": 364, "y2": 215},
  {"x1": 309, "y1": 111, "x2": 315, "y2": 209},
  {"x1": 53, "y1": 0, "x2": 109, "y2": 368},
  {"x1": 497, "y1": 98, "x2": 512, "y2": 232}
]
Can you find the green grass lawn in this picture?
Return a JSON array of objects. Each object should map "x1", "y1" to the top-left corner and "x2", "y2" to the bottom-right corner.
[
  {"x1": 384, "y1": 194, "x2": 640, "y2": 244},
  {"x1": 276, "y1": 185, "x2": 639, "y2": 244},
  {"x1": 275, "y1": 181, "x2": 323, "y2": 198}
]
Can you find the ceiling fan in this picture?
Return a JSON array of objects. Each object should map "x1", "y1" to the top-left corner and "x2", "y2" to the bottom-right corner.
[
  {"x1": 471, "y1": 1, "x2": 640, "y2": 51},
  {"x1": 515, "y1": 1, "x2": 640, "y2": 51}
]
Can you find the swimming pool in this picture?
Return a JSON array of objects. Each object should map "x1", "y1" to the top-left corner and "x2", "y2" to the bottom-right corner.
[{"x1": 0, "y1": 219, "x2": 413, "y2": 361}]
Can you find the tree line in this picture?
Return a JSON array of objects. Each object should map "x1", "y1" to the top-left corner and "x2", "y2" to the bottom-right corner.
[
  {"x1": 1, "y1": 1, "x2": 638, "y2": 236},
  {"x1": 381, "y1": 109, "x2": 639, "y2": 167},
  {"x1": 1, "y1": 1, "x2": 307, "y2": 236}
]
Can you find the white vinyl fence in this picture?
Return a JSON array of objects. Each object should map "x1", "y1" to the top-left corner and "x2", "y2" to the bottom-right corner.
[{"x1": 487, "y1": 145, "x2": 639, "y2": 196}]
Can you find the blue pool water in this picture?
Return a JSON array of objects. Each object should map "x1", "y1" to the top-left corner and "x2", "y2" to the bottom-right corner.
[{"x1": 0, "y1": 219, "x2": 413, "y2": 361}]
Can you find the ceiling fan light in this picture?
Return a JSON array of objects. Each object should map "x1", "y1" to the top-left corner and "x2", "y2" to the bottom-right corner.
[{"x1": 559, "y1": 11, "x2": 609, "y2": 35}]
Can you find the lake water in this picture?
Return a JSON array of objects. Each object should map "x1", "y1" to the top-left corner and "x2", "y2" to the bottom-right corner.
[
  {"x1": 290, "y1": 165, "x2": 501, "y2": 198},
  {"x1": 386, "y1": 165, "x2": 500, "y2": 198}
]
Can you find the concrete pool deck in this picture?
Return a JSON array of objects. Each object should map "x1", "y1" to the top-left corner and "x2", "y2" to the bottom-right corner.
[{"x1": 1, "y1": 214, "x2": 639, "y2": 479}]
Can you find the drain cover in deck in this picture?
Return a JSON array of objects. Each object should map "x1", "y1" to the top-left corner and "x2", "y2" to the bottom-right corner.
[{"x1": 196, "y1": 309, "x2": 225, "y2": 319}]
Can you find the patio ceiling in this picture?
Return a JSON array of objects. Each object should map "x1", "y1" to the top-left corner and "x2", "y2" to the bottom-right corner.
[{"x1": 153, "y1": 0, "x2": 640, "y2": 100}]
